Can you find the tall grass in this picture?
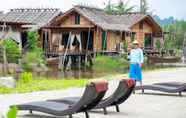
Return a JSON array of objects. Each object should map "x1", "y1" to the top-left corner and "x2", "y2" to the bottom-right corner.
[{"x1": 93, "y1": 55, "x2": 129, "y2": 73}]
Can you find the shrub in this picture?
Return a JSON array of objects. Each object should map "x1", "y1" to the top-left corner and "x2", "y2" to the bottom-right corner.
[
  {"x1": 0, "y1": 39, "x2": 21, "y2": 63},
  {"x1": 21, "y1": 51, "x2": 46, "y2": 71},
  {"x1": 7, "y1": 106, "x2": 17, "y2": 118},
  {"x1": 19, "y1": 72, "x2": 33, "y2": 83},
  {"x1": 93, "y1": 55, "x2": 129, "y2": 73},
  {"x1": 27, "y1": 31, "x2": 39, "y2": 51},
  {"x1": 155, "y1": 39, "x2": 161, "y2": 51},
  {"x1": 22, "y1": 31, "x2": 46, "y2": 71},
  {"x1": 123, "y1": 40, "x2": 128, "y2": 52}
]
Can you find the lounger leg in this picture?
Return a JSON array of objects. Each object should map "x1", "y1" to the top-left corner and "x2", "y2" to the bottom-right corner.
[
  {"x1": 140, "y1": 81, "x2": 144, "y2": 94},
  {"x1": 133, "y1": 89, "x2": 135, "y2": 94},
  {"x1": 179, "y1": 92, "x2": 182, "y2": 97},
  {"x1": 29, "y1": 110, "x2": 32, "y2": 114},
  {"x1": 115, "y1": 105, "x2": 120, "y2": 112},
  {"x1": 142, "y1": 88, "x2": 144, "y2": 94},
  {"x1": 103, "y1": 107, "x2": 108, "y2": 115},
  {"x1": 69, "y1": 114, "x2": 73, "y2": 118},
  {"x1": 85, "y1": 111, "x2": 89, "y2": 118}
]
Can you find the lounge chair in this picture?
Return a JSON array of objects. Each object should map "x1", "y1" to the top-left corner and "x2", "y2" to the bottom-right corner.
[
  {"x1": 154, "y1": 82, "x2": 186, "y2": 87},
  {"x1": 135, "y1": 84, "x2": 186, "y2": 96},
  {"x1": 48, "y1": 79, "x2": 135, "y2": 114},
  {"x1": 13, "y1": 81, "x2": 108, "y2": 118},
  {"x1": 154, "y1": 82, "x2": 186, "y2": 92}
]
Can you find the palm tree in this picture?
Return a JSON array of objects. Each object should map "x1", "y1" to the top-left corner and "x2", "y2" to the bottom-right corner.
[
  {"x1": 114, "y1": 0, "x2": 135, "y2": 15},
  {"x1": 104, "y1": 0, "x2": 115, "y2": 15},
  {"x1": 140, "y1": 0, "x2": 150, "y2": 14},
  {"x1": 104, "y1": 0, "x2": 135, "y2": 15}
]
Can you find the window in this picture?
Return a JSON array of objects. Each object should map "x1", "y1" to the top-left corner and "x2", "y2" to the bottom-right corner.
[
  {"x1": 75, "y1": 13, "x2": 80, "y2": 24},
  {"x1": 131, "y1": 32, "x2": 136, "y2": 41},
  {"x1": 62, "y1": 33, "x2": 69, "y2": 48},
  {"x1": 144, "y1": 33, "x2": 153, "y2": 48}
]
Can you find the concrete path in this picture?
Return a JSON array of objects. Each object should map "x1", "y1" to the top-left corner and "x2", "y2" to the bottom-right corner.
[{"x1": 0, "y1": 67, "x2": 186, "y2": 118}]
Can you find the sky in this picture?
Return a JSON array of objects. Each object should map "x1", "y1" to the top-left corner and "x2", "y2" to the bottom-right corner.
[{"x1": 0, "y1": 0, "x2": 185, "y2": 20}]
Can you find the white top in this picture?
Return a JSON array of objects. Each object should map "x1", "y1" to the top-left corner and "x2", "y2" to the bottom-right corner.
[{"x1": 129, "y1": 48, "x2": 144, "y2": 64}]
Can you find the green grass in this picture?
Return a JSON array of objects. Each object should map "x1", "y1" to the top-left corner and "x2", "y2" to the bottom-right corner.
[{"x1": 0, "y1": 77, "x2": 88, "y2": 94}]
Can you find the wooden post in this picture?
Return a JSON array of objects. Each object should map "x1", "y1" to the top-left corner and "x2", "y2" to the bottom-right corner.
[
  {"x1": 96, "y1": 27, "x2": 99, "y2": 55},
  {"x1": 3, "y1": 46, "x2": 8, "y2": 76},
  {"x1": 85, "y1": 27, "x2": 91, "y2": 63}
]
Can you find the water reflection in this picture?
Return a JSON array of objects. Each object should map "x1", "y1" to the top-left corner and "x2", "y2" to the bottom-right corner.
[{"x1": 34, "y1": 66, "x2": 105, "y2": 79}]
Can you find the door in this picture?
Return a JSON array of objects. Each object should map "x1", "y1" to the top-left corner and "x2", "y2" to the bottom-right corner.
[
  {"x1": 102, "y1": 31, "x2": 107, "y2": 50},
  {"x1": 144, "y1": 33, "x2": 153, "y2": 49}
]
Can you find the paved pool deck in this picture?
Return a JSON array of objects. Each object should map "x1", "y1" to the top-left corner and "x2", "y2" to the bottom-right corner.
[{"x1": 0, "y1": 67, "x2": 186, "y2": 118}]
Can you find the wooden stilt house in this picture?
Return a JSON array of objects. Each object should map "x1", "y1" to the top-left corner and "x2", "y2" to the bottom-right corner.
[{"x1": 42, "y1": 5, "x2": 163, "y2": 57}]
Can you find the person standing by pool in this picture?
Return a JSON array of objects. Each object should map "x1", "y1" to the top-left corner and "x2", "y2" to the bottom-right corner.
[{"x1": 128, "y1": 40, "x2": 144, "y2": 93}]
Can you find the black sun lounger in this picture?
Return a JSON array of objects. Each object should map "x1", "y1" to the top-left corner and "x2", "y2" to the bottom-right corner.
[
  {"x1": 48, "y1": 79, "x2": 135, "y2": 114},
  {"x1": 13, "y1": 81, "x2": 108, "y2": 118},
  {"x1": 135, "y1": 84, "x2": 186, "y2": 96},
  {"x1": 154, "y1": 82, "x2": 186, "y2": 92},
  {"x1": 154, "y1": 82, "x2": 186, "y2": 88}
]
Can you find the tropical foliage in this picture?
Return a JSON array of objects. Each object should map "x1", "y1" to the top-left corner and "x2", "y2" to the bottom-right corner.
[
  {"x1": 104, "y1": 0, "x2": 115, "y2": 15},
  {"x1": 21, "y1": 50, "x2": 46, "y2": 71},
  {"x1": 22, "y1": 31, "x2": 46, "y2": 71},
  {"x1": 26, "y1": 31, "x2": 40, "y2": 51},
  {"x1": 0, "y1": 39, "x2": 21, "y2": 63},
  {"x1": 163, "y1": 20, "x2": 186, "y2": 49},
  {"x1": 104, "y1": 0, "x2": 135, "y2": 15},
  {"x1": 140, "y1": 0, "x2": 151, "y2": 14}
]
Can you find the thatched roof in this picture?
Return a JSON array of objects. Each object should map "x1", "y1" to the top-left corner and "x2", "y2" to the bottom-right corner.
[
  {"x1": 52, "y1": 5, "x2": 161, "y2": 32},
  {"x1": 0, "y1": 8, "x2": 61, "y2": 29},
  {"x1": 0, "y1": 12, "x2": 4, "y2": 20}
]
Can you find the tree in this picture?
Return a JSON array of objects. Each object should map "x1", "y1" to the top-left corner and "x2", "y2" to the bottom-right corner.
[
  {"x1": 0, "y1": 39, "x2": 21, "y2": 75},
  {"x1": 2, "y1": 39, "x2": 21, "y2": 63},
  {"x1": 140, "y1": 0, "x2": 150, "y2": 14},
  {"x1": 104, "y1": 0, "x2": 135, "y2": 15},
  {"x1": 104, "y1": 0, "x2": 115, "y2": 15},
  {"x1": 163, "y1": 20, "x2": 186, "y2": 50},
  {"x1": 114, "y1": 0, "x2": 135, "y2": 15},
  {"x1": 27, "y1": 31, "x2": 40, "y2": 51}
]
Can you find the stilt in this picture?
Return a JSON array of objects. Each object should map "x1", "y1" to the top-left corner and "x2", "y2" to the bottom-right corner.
[
  {"x1": 78, "y1": 55, "x2": 81, "y2": 69},
  {"x1": 88, "y1": 54, "x2": 93, "y2": 66},
  {"x1": 115, "y1": 105, "x2": 120, "y2": 112},
  {"x1": 58, "y1": 55, "x2": 64, "y2": 70},
  {"x1": 85, "y1": 27, "x2": 91, "y2": 64},
  {"x1": 103, "y1": 107, "x2": 108, "y2": 115},
  {"x1": 133, "y1": 89, "x2": 135, "y2": 94},
  {"x1": 63, "y1": 32, "x2": 72, "y2": 70},
  {"x1": 66, "y1": 55, "x2": 72, "y2": 71},
  {"x1": 85, "y1": 111, "x2": 90, "y2": 118}
]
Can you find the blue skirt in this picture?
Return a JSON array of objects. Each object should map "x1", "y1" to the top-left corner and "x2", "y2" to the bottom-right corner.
[{"x1": 129, "y1": 64, "x2": 142, "y2": 81}]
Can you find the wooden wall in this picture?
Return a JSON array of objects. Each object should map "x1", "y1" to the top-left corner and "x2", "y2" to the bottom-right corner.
[
  {"x1": 60, "y1": 12, "x2": 94, "y2": 27},
  {"x1": 131, "y1": 20, "x2": 153, "y2": 47},
  {"x1": 107, "y1": 31, "x2": 121, "y2": 51}
]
